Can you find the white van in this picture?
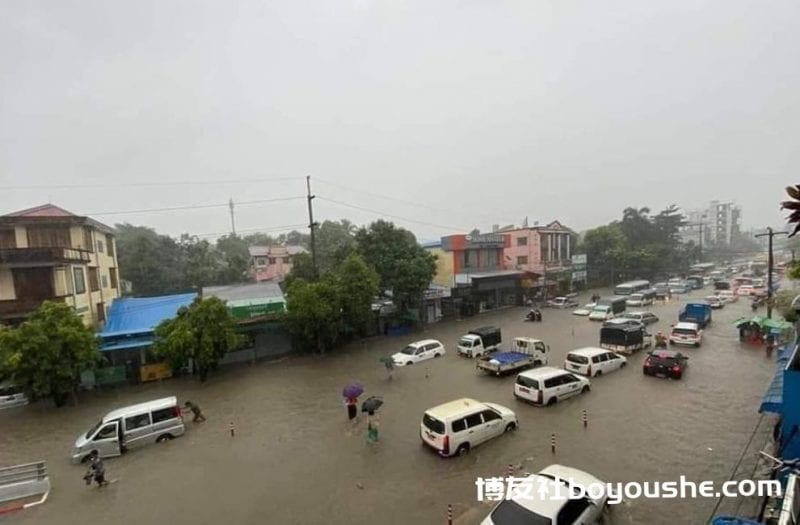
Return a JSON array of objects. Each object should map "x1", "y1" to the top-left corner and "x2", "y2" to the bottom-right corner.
[
  {"x1": 514, "y1": 367, "x2": 591, "y2": 406},
  {"x1": 0, "y1": 380, "x2": 28, "y2": 410},
  {"x1": 669, "y1": 322, "x2": 703, "y2": 347},
  {"x1": 71, "y1": 396, "x2": 185, "y2": 463},
  {"x1": 420, "y1": 398, "x2": 517, "y2": 457},
  {"x1": 626, "y1": 289, "x2": 656, "y2": 307},
  {"x1": 564, "y1": 347, "x2": 627, "y2": 377}
]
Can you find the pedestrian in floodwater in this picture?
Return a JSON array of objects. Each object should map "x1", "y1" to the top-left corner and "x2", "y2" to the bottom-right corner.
[
  {"x1": 84, "y1": 452, "x2": 108, "y2": 488},
  {"x1": 184, "y1": 401, "x2": 206, "y2": 423},
  {"x1": 345, "y1": 397, "x2": 358, "y2": 421},
  {"x1": 384, "y1": 359, "x2": 394, "y2": 381},
  {"x1": 366, "y1": 411, "x2": 379, "y2": 444}
]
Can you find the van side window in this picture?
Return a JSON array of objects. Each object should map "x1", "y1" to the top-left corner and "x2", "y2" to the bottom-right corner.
[
  {"x1": 465, "y1": 413, "x2": 483, "y2": 428},
  {"x1": 481, "y1": 409, "x2": 501, "y2": 422},
  {"x1": 125, "y1": 413, "x2": 151, "y2": 431},
  {"x1": 152, "y1": 407, "x2": 176, "y2": 424},
  {"x1": 95, "y1": 423, "x2": 117, "y2": 440},
  {"x1": 543, "y1": 377, "x2": 561, "y2": 389},
  {"x1": 452, "y1": 419, "x2": 467, "y2": 433},
  {"x1": 591, "y1": 355, "x2": 602, "y2": 364}
]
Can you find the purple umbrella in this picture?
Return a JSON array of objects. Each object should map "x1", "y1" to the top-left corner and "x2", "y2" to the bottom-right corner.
[{"x1": 342, "y1": 383, "x2": 364, "y2": 399}]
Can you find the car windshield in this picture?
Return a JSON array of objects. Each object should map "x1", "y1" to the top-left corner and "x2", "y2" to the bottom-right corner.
[
  {"x1": 85, "y1": 420, "x2": 103, "y2": 440},
  {"x1": 422, "y1": 413, "x2": 445, "y2": 434},
  {"x1": 400, "y1": 346, "x2": 417, "y2": 355},
  {"x1": 458, "y1": 338, "x2": 473, "y2": 347},
  {"x1": 489, "y1": 499, "x2": 552, "y2": 525}
]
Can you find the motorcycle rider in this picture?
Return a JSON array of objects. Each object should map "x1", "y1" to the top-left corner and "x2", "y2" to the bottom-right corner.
[{"x1": 655, "y1": 331, "x2": 668, "y2": 348}]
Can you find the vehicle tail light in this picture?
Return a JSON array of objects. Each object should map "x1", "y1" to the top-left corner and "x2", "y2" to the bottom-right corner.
[
  {"x1": 536, "y1": 390, "x2": 543, "y2": 404},
  {"x1": 671, "y1": 365, "x2": 682, "y2": 373},
  {"x1": 644, "y1": 359, "x2": 652, "y2": 367},
  {"x1": 173, "y1": 405, "x2": 182, "y2": 419},
  {"x1": 442, "y1": 435, "x2": 450, "y2": 455},
  {"x1": 587, "y1": 364, "x2": 592, "y2": 375}
]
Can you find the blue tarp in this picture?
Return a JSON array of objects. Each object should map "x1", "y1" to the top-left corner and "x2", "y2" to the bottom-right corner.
[
  {"x1": 759, "y1": 343, "x2": 794, "y2": 414},
  {"x1": 710, "y1": 517, "x2": 763, "y2": 525},
  {"x1": 490, "y1": 352, "x2": 528, "y2": 364},
  {"x1": 100, "y1": 293, "x2": 197, "y2": 338}
]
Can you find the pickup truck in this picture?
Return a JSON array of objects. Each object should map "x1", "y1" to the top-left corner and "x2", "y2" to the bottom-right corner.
[
  {"x1": 678, "y1": 303, "x2": 712, "y2": 328},
  {"x1": 546, "y1": 296, "x2": 579, "y2": 309},
  {"x1": 476, "y1": 337, "x2": 549, "y2": 376},
  {"x1": 457, "y1": 326, "x2": 502, "y2": 358}
]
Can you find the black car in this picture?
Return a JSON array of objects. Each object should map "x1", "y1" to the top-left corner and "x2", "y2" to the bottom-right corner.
[{"x1": 643, "y1": 350, "x2": 688, "y2": 380}]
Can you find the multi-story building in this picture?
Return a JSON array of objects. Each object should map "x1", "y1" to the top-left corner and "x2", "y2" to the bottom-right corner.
[
  {"x1": 0, "y1": 204, "x2": 120, "y2": 327},
  {"x1": 249, "y1": 245, "x2": 307, "y2": 282},
  {"x1": 502, "y1": 221, "x2": 576, "y2": 292},
  {"x1": 680, "y1": 201, "x2": 741, "y2": 246}
]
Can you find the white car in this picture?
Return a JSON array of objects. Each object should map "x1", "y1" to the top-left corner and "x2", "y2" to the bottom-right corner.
[
  {"x1": 514, "y1": 367, "x2": 591, "y2": 406},
  {"x1": 718, "y1": 290, "x2": 738, "y2": 303},
  {"x1": 738, "y1": 285, "x2": 755, "y2": 296},
  {"x1": 481, "y1": 464, "x2": 608, "y2": 525},
  {"x1": 391, "y1": 339, "x2": 445, "y2": 366},
  {"x1": 0, "y1": 381, "x2": 28, "y2": 410},
  {"x1": 619, "y1": 311, "x2": 659, "y2": 326},
  {"x1": 547, "y1": 296, "x2": 579, "y2": 309},
  {"x1": 669, "y1": 322, "x2": 703, "y2": 347},
  {"x1": 572, "y1": 303, "x2": 595, "y2": 316},
  {"x1": 705, "y1": 296, "x2": 724, "y2": 309},
  {"x1": 420, "y1": 398, "x2": 517, "y2": 457},
  {"x1": 564, "y1": 348, "x2": 627, "y2": 377},
  {"x1": 588, "y1": 305, "x2": 614, "y2": 321}
]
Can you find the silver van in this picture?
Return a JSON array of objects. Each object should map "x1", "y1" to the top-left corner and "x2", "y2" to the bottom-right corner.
[
  {"x1": 71, "y1": 396, "x2": 185, "y2": 463},
  {"x1": 0, "y1": 380, "x2": 29, "y2": 410}
]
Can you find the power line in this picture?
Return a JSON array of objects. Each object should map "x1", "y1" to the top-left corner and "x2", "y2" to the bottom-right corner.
[
  {"x1": 316, "y1": 195, "x2": 470, "y2": 232},
  {"x1": 86, "y1": 196, "x2": 305, "y2": 217},
  {"x1": 315, "y1": 177, "x2": 518, "y2": 227},
  {"x1": 0, "y1": 177, "x2": 303, "y2": 191},
  {"x1": 193, "y1": 223, "x2": 308, "y2": 239}
]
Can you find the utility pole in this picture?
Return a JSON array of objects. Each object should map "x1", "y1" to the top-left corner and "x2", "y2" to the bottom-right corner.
[
  {"x1": 755, "y1": 228, "x2": 788, "y2": 318},
  {"x1": 306, "y1": 176, "x2": 319, "y2": 276},
  {"x1": 228, "y1": 198, "x2": 236, "y2": 235}
]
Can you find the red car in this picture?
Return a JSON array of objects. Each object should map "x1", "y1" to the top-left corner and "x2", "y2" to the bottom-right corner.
[{"x1": 643, "y1": 350, "x2": 688, "y2": 380}]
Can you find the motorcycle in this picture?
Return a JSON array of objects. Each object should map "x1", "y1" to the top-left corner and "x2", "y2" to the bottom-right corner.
[{"x1": 524, "y1": 309, "x2": 542, "y2": 322}]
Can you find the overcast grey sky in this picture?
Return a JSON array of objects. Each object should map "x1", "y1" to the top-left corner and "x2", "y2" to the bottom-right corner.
[{"x1": 1, "y1": 0, "x2": 798, "y2": 242}]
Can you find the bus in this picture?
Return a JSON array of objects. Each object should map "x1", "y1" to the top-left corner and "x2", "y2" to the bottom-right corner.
[{"x1": 613, "y1": 280, "x2": 651, "y2": 296}]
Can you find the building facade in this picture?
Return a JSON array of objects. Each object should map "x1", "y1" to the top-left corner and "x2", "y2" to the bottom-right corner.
[
  {"x1": 0, "y1": 204, "x2": 120, "y2": 327},
  {"x1": 249, "y1": 245, "x2": 307, "y2": 282},
  {"x1": 502, "y1": 221, "x2": 576, "y2": 294},
  {"x1": 680, "y1": 201, "x2": 741, "y2": 246}
]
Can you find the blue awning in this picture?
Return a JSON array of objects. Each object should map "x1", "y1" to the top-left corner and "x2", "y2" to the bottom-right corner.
[{"x1": 760, "y1": 343, "x2": 795, "y2": 414}]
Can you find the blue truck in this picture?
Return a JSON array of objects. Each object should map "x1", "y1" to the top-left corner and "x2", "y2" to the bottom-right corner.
[{"x1": 678, "y1": 302, "x2": 712, "y2": 328}]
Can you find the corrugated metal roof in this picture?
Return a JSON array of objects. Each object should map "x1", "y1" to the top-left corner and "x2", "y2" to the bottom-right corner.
[
  {"x1": 100, "y1": 293, "x2": 197, "y2": 338},
  {"x1": 203, "y1": 281, "x2": 285, "y2": 302}
]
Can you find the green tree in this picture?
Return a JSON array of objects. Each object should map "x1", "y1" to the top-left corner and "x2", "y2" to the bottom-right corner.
[
  {"x1": 579, "y1": 223, "x2": 628, "y2": 285},
  {"x1": 285, "y1": 278, "x2": 344, "y2": 353},
  {"x1": 316, "y1": 219, "x2": 357, "y2": 273},
  {"x1": 276, "y1": 230, "x2": 310, "y2": 247},
  {"x1": 355, "y1": 220, "x2": 436, "y2": 311},
  {"x1": 153, "y1": 297, "x2": 242, "y2": 382},
  {"x1": 333, "y1": 253, "x2": 380, "y2": 336},
  {"x1": 180, "y1": 234, "x2": 222, "y2": 290},
  {"x1": 243, "y1": 232, "x2": 276, "y2": 246},
  {"x1": 284, "y1": 252, "x2": 318, "y2": 289},
  {"x1": 0, "y1": 302, "x2": 98, "y2": 406},
  {"x1": 215, "y1": 234, "x2": 251, "y2": 284},
  {"x1": 115, "y1": 223, "x2": 187, "y2": 295}
]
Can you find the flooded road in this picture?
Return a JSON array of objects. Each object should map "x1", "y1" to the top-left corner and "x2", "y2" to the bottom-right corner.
[{"x1": 0, "y1": 290, "x2": 778, "y2": 524}]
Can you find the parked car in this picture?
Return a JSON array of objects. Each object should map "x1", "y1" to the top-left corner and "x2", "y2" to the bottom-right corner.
[
  {"x1": 420, "y1": 398, "x2": 517, "y2": 457},
  {"x1": 717, "y1": 289, "x2": 738, "y2": 303},
  {"x1": 547, "y1": 296, "x2": 579, "y2": 309},
  {"x1": 669, "y1": 282, "x2": 691, "y2": 294},
  {"x1": 392, "y1": 339, "x2": 445, "y2": 366},
  {"x1": 71, "y1": 397, "x2": 185, "y2": 463},
  {"x1": 0, "y1": 380, "x2": 29, "y2": 410},
  {"x1": 669, "y1": 322, "x2": 703, "y2": 347},
  {"x1": 626, "y1": 289, "x2": 656, "y2": 307},
  {"x1": 738, "y1": 285, "x2": 755, "y2": 296},
  {"x1": 643, "y1": 349, "x2": 688, "y2": 379},
  {"x1": 619, "y1": 311, "x2": 659, "y2": 326},
  {"x1": 480, "y1": 464, "x2": 608, "y2": 525},
  {"x1": 705, "y1": 296, "x2": 724, "y2": 309},
  {"x1": 514, "y1": 367, "x2": 591, "y2": 406},
  {"x1": 564, "y1": 347, "x2": 627, "y2": 377},
  {"x1": 572, "y1": 303, "x2": 596, "y2": 316}
]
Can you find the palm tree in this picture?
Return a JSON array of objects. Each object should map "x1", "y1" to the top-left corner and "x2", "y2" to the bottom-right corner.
[{"x1": 781, "y1": 185, "x2": 800, "y2": 237}]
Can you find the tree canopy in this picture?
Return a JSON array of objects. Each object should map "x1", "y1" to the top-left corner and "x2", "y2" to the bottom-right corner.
[
  {"x1": 0, "y1": 301, "x2": 98, "y2": 406},
  {"x1": 153, "y1": 297, "x2": 242, "y2": 382}
]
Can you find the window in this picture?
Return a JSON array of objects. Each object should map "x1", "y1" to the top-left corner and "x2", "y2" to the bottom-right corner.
[
  {"x1": 592, "y1": 355, "x2": 602, "y2": 364},
  {"x1": 282, "y1": 257, "x2": 290, "y2": 264},
  {"x1": 106, "y1": 234, "x2": 114, "y2": 256},
  {"x1": 516, "y1": 236, "x2": 527, "y2": 246},
  {"x1": 28, "y1": 227, "x2": 71, "y2": 248},
  {"x1": 465, "y1": 413, "x2": 483, "y2": 428},
  {"x1": 516, "y1": 376, "x2": 539, "y2": 389},
  {"x1": 422, "y1": 414, "x2": 445, "y2": 434},
  {"x1": 152, "y1": 407, "x2": 176, "y2": 424},
  {"x1": 94, "y1": 423, "x2": 117, "y2": 440},
  {"x1": 557, "y1": 498, "x2": 591, "y2": 525},
  {"x1": 452, "y1": 419, "x2": 467, "y2": 433},
  {"x1": 109, "y1": 268, "x2": 118, "y2": 289},
  {"x1": 256, "y1": 257, "x2": 266, "y2": 267},
  {"x1": 517, "y1": 256, "x2": 528, "y2": 265},
  {"x1": 481, "y1": 409, "x2": 501, "y2": 422},
  {"x1": 544, "y1": 377, "x2": 560, "y2": 389},
  {"x1": 101, "y1": 275, "x2": 109, "y2": 288},
  {"x1": 82, "y1": 227, "x2": 92, "y2": 249},
  {"x1": 97, "y1": 239, "x2": 104, "y2": 253},
  {"x1": 0, "y1": 229, "x2": 15, "y2": 249},
  {"x1": 88, "y1": 267, "x2": 99, "y2": 292},
  {"x1": 73, "y1": 267, "x2": 86, "y2": 294},
  {"x1": 125, "y1": 413, "x2": 151, "y2": 431},
  {"x1": 268, "y1": 257, "x2": 276, "y2": 264}
]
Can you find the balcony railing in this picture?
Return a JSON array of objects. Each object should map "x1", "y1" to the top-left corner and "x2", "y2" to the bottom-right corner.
[
  {"x1": 0, "y1": 247, "x2": 91, "y2": 265},
  {"x1": 0, "y1": 296, "x2": 68, "y2": 319}
]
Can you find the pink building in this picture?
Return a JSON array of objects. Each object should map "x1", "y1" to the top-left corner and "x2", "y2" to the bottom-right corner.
[
  {"x1": 502, "y1": 221, "x2": 576, "y2": 292},
  {"x1": 249, "y1": 245, "x2": 307, "y2": 282}
]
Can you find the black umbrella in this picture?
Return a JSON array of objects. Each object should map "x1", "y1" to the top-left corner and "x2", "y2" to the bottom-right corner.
[{"x1": 361, "y1": 396, "x2": 384, "y2": 413}]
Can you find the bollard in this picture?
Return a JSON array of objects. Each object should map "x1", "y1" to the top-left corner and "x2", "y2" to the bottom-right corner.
[
  {"x1": 582, "y1": 409, "x2": 588, "y2": 428},
  {"x1": 447, "y1": 503, "x2": 453, "y2": 525},
  {"x1": 229, "y1": 421, "x2": 235, "y2": 437},
  {"x1": 550, "y1": 433, "x2": 556, "y2": 454},
  {"x1": 507, "y1": 463, "x2": 514, "y2": 478}
]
